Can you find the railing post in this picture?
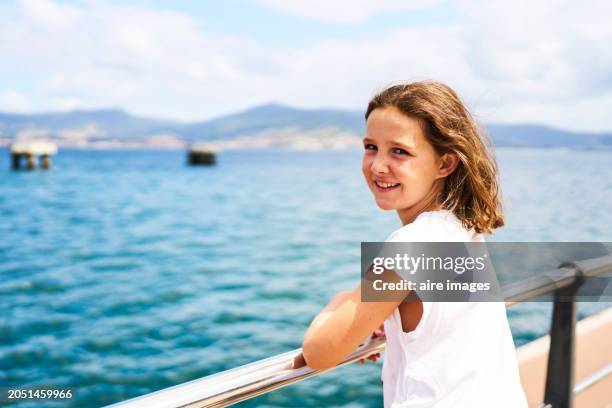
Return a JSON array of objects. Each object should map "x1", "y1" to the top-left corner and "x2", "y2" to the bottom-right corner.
[{"x1": 543, "y1": 270, "x2": 582, "y2": 408}]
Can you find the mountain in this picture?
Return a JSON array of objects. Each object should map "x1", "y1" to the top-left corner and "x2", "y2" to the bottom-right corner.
[
  {"x1": 1, "y1": 104, "x2": 611, "y2": 149},
  {"x1": 0, "y1": 109, "x2": 178, "y2": 139},
  {"x1": 178, "y1": 103, "x2": 364, "y2": 140},
  {"x1": 486, "y1": 124, "x2": 612, "y2": 148}
]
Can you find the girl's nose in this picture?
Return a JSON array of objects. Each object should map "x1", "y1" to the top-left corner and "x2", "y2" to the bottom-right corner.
[{"x1": 371, "y1": 153, "x2": 390, "y2": 175}]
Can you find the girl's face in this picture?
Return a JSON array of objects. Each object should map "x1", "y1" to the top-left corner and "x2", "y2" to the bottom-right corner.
[{"x1": 362, "y1": 106, "x2": 455, "y2": 223}]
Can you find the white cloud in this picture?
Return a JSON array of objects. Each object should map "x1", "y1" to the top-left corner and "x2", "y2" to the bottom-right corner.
[
  {"x1": 253, "y1": 0, "x2": 443, "y2": 23},
  {"x1": 20, "y1": 0, "x2": 79, "y2": 28},
  {"x1": 0, "y1": 90, "x2": 30, "y2": 112},
  {"x1": 50, "y1": 96, "x2": 83, "y2": 111},
  {"x1": 0, "y1": 0, "x2": 611, "y2": 132}
]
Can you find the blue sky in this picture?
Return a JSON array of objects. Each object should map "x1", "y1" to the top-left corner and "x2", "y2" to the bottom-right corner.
[
  {"x1": 0, "y1": 0, "x2": 611, "y2": 132},
  {"x1": 117, "y1": 0, "x2": 459, "y2": 47}
]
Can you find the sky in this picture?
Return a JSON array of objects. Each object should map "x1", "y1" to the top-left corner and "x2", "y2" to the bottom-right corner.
[{"x1": 0, "y1": 0, "x2": 611, "y2": 132}]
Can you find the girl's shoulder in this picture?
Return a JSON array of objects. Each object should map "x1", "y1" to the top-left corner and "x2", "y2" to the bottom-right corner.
[{"x1": 386, "y1": 210, "x2": 483, "y2": 243}]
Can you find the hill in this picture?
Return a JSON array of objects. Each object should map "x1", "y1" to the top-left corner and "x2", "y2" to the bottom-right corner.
[{"x1": 1, "y1": 105, "x2": 611, "y2": 149}]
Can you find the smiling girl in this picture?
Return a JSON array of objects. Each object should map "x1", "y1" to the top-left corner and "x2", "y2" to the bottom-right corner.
[{"x1": 302, "y1": 81, "x2": 527, "y2": 407}]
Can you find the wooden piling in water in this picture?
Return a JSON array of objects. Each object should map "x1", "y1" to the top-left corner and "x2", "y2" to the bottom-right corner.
[
  {"x1": 26, "y1": 154, "x2": 35, "y2": 170},
  {"x1": 41, "y1": 155, "x2": 51, "y2": 169},
  {"x1": 9, "y1": 139, "x2": 58, "y2": 170},
  {"x1": 188, "y1": 143, "x2": 217, "y2": 166},
  {"x1": 11, "y1": 153, "x2": 21, "y2": 170}
]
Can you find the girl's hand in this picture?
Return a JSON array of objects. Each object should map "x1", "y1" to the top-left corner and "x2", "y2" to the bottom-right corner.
[{"x1": 358, "y1": 324, "x2": 385, "y2": 365}]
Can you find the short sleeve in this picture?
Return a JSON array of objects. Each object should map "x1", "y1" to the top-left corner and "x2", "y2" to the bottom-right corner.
[
  {"x1": 386, "y1": 212, "x2": 480, "y2": 243},
  {"x1": 385, "y1": 224, "x2": 422, "y2": 243}
]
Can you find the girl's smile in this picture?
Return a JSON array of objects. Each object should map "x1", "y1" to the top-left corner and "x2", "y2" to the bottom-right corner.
[{"x1": 373, "y1": 179, "x2": 401, "y2": 192}]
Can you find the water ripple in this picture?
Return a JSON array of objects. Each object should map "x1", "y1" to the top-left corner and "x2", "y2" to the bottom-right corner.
[{"x1": 0, "y1": 148, "x2": 611, "y2": 407}]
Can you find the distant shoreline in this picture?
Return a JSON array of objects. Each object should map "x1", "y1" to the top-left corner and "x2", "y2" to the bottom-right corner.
[
  {"x1": 2, "y1": 105, "x2": 611, "y2": 151},
  {"x1": 0, "y1": 143, "x2": 611, "y2": 152}
]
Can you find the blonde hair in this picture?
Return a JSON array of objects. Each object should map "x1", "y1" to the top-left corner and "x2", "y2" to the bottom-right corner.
[{"x1": 365, "y1": 80, "x2": 503, "y2": 234}]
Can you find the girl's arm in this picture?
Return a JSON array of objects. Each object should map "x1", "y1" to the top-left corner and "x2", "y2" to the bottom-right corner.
[{"x1": 301, "y1": 283, "x2": 403, "y2": 370}]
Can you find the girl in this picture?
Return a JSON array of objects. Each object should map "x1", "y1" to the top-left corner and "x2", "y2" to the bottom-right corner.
[{"x1": 301, "y1": 81, "x2": 527, "y2": 407}]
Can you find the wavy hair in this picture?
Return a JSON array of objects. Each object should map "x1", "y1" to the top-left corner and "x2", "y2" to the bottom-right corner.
[{"x1": 365, "y1": 80, "x2": 503, "y2": 234}]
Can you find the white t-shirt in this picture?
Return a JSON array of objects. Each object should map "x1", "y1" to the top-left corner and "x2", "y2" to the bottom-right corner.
[{"x1": 381, "y1": 210, "x2": 527, "y2": 408}]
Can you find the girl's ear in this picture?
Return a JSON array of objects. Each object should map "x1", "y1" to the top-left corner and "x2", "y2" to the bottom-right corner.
[{"x1": 438, "y1": 153, "x2": 459, "y2": 178}]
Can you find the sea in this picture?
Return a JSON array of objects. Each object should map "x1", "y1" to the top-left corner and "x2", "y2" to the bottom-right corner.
[{"x1": 0, "y1": 147, "x2": 611, "y2": 407}]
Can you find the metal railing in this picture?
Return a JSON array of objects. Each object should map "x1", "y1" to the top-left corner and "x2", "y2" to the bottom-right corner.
[{"x1": 108, "y1": 254, "x2": 612, "y2": 408}]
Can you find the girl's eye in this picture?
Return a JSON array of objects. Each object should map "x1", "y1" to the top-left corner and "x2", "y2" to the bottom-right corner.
[
  {"x1": 392, "y1": 148, "x2": 410, "y2": 155},
  {"x1": 364, "y1": 144, "x2": 377, "y2": 151}
]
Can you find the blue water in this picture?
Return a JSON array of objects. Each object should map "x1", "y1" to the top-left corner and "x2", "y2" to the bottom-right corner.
[{"x1": 0, "y1": 148, "x2": 610, "y2": 407}]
